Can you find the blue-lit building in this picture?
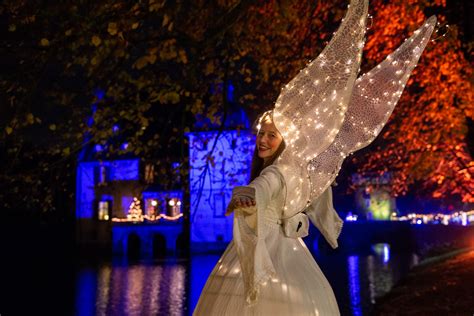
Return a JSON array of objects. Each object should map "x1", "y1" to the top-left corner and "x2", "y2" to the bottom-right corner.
[
  {"x1": 75, "y1": 90, "x2": 186, "y2": 257},
  {"x1": 75, "y1": 85, "x2": 255, "y2": 256},
  {"x1": 75, "y1": 156, "x2": 186, "y2": 257},
  {"x1": 186, "y1": 93, "x2": 254, "y2": 251},
  {"x1": 187, "y1": 130, "x2": 254, "y2": 251}
]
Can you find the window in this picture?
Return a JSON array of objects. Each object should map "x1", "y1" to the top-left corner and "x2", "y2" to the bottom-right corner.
[
  {"x1": 95, "y1": 165, "x2": 109, "y2": 185},
  {"x1": 145, "y1": 198, "x2": 160, "y2": 220},
  {"x1": 166, "y1": 198, "x2": 182, "y2": 217},
  {"x1": 144, "y1": 164, "x2": 155, "y2": 184},
  {"x1": 98, "y1": 201, "x2": 110, "y2": 220}
]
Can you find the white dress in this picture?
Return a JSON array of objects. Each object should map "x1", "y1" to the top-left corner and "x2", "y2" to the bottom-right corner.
[{"x1": 193, "y1": 165, "x2": 341, "y2": 315}]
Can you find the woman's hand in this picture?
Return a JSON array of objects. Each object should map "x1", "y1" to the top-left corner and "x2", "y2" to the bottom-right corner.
[
  {"x1": 225, "y1": 186, "x2": 256, "y2": 216},
  {"x1": 235, "y1": 196, "x2": 256, "y2": 208},
  {"x1": 225, "y1": 197, "x2": 256, "y2": 216}
]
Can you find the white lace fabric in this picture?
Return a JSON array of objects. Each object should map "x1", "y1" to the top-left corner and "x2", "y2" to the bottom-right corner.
[
  {"x1": 194, "y1": 165, "x2": 340, "y2": 315},
  {"x1": 274, "y1": 0, "x2": 369, "y2": 218},
  {"x1": 306, "y1": 16, "x2": 437, "y2": 201},
  {"x1": 273, "y1": 0, "x2": 436, "y2": 218}
]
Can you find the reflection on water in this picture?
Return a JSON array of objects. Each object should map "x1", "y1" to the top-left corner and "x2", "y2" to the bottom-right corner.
[
  {"x1": 372, "y1": 243, "x2": 390, "y2": 263},
  {"x1": 75, "y1": 262, "x2": 186, "y2": 316},
  {"x1": 74, "y1": 245, "x2": 419, "y2": 316},
  {"x1": 329, "y1": 243, "x2": 419, "y2": 315},
  {"x1": 348, "y1": 256, "x2": 362, "y2": 316}
]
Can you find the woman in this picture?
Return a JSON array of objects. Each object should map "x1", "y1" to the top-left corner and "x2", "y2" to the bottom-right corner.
[
  {"x1": 193, "y1": 0, "x2": 436, "y2": 312},
  {"x1": 193, "y1": 111, "x2": 340, "y2": 315}
]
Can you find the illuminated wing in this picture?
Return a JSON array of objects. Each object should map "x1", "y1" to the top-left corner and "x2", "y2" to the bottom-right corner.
[
  {"x1": 273, "y1": 0, "x2": 369, "y2": 216},
  {"x1": 307, "y1": 16, "x2": 437, "y2": 200}
]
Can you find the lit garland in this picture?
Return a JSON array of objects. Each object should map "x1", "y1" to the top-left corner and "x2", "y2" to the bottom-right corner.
[
  {"x1": 110, "y1": 196, "x2": 184, "y2": 223},
  {"x1": 392, "y1": 210, "x2": 474, "y2": 226},
  {"x1": 345, "y1": 209, "x2": 474, "y2": 226},
  {"x1": 111, "y1": 213, "x2": 183, "y2": 223}
]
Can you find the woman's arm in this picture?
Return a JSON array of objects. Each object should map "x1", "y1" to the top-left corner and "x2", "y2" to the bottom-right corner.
[{"x1": 225, "y1": 165, "x2": 284, "y2": 216}]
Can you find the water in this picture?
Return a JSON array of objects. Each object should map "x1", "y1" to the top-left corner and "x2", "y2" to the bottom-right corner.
[
  {"x1": 75, "y1": 260, "x2": 187, "y2": 316},
  {"x1": 73, "y1": 243, "x2": 419, "y2": 316}
]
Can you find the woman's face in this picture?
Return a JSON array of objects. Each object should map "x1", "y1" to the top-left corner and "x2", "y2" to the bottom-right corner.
[{"x1": 256, "y1": 118, "x2": 283, "y2": 162}]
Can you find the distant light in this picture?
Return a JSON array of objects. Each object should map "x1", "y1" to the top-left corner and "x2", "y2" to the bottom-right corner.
[
  {"x1": 121, "y1": 143, "x2": 129, "y2": 150},
  {"x1": 151, "y1": 200, "x2": 158, "y2": 206},
  {"x1": 112, "y1": 125, "x2": 119, "y2": 133},
  {"x1": 442, "y1": 216, "x2": 449, "y2": 225},
  {"x1": 95, "y1": 144, "x2": 103, "y2": 152},
  {"x1": 345, "y1": 212, "x2": 358, "y2": 221},
  {"x1": 169, "y1": 200, "x2": 175, "y2": 206},
  {"x1": 416, "y1": 219, "x2": 422, "y2": 225}
]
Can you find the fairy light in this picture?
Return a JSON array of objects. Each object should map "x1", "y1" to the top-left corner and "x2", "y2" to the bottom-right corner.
[
  {"x1": 255, "y1": 1, "x2": 437, "y2": 219},
  {"x1": 392, "y1": 210, "x2": 473, "y2": 226},
  {"x1": 127, "y1": 197, "x2": 143, "y2": 221},
  {"x1": 430, "y1": 22, "x2": 450, "y2": 42},
  {"x1": 112, "y1": 212, "x2": 183, "y2": 222}
]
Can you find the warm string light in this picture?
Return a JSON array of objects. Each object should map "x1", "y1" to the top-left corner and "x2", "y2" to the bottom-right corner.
[
  {"x1": 390, "y1": 210, "x2": 474, "y2": 226},
  {"x1": 430, "y1": 22, "x2": 450, "y2": 42},
  {"x1": 127, "y1": 197, "x2": 143, "y2": 221},
  {"x1": 112, "y1": 213, "x2": 183, "y2": 222},
  {"x1": 110, "y1": 196, "x2": 183, "y2": 222}
]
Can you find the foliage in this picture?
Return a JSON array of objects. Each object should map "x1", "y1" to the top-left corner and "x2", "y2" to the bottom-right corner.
[
  {"x1": 351, "y1": 0, "x2": 474, "y2": 204},
  {"x1": 0, "y1": 0, "x2": 472, "y2": 214}
]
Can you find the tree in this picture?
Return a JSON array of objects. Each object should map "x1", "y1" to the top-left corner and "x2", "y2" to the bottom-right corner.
[
  {"x1": 1, "y1": 0, "x2": 472, "y2": 215},
  {"x1": 351, "y1": 0, "x2": 473, "y2": 204},
  {"x1": 0, "y1": 0, "x2": 256, "y2": 213}
]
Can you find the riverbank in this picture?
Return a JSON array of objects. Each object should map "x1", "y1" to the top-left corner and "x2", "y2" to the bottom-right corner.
[{"x1": 373, "y1": 248, "x2": 474, "y2": 315}]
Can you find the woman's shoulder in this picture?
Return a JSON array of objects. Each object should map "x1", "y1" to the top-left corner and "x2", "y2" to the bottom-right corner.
[
  {"x1": 260, "y1": 164, "x2": 283, "y2": 177},
  {"x1": 258, "y1": 164, "x2": 287, "y2": 186},
  {"x1": 250, "y1": 164, "x2": 286, "y2": 197}
]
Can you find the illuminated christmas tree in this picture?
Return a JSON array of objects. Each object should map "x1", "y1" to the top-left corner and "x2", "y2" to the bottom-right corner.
[{"x1": 127, "y1": 197, "x2": 143, "y2": 222}]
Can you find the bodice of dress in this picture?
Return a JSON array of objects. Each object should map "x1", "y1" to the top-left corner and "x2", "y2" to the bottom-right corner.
[
  {"x1": 231, "y1": 165, "x2": 285, "y2": 232},
  {"x1": 231, "y1": 164, "x2": 343, "y2": 305}
]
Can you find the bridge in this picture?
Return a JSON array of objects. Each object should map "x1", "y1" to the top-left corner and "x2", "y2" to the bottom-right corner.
[
  {"x1": 307, "y1": 221, "x2": 474, "y2": 253},
  {"x1": 112, "y1": 221, "x2": 186, "y2": 257}
]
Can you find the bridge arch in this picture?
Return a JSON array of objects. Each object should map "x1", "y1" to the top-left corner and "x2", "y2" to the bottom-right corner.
[
  {"x1": 153, "y1": 233, "x2": 167, "y2": 258},
  {"x1": 127, "y1": 233, "x2": 141, "y2": 258}
]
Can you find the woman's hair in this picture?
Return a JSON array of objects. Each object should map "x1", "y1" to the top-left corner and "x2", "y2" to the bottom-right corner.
[
  {"x1": 249, "y1": 110, "x2": 286, "y2": 182},
  {"x1": 249, "y1": 139, "x2": 286, "y2": 182}
]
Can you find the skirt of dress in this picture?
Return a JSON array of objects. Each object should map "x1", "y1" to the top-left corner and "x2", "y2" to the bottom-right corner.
[{"x1": 193, "y1": 223, "x2": 340, "y2": 316}]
